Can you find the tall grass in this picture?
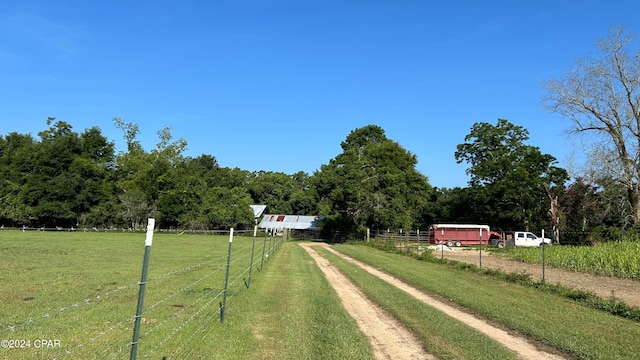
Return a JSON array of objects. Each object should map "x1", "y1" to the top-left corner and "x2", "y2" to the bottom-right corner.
[{"x1": 505, "y1": 241, "x2": 640, "y2": 279}]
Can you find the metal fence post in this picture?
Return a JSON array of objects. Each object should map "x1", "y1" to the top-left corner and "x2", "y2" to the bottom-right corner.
[
  {"x1": 541, "y1": 229, "x2": 546, "y2": 284},
  {"x1": 259, "y1": 233, "x2": 267, "y2": 271},
  {"x1": 479, "y1": 229, "x2": 483, "y2": 269},
  {"x1": 245, "y1": 225, "x2": 257, "y2": 289},
  {"x1": 130, "y1": 218, "x2": 155, "y2": 360},
  {"x1": 221, "y1": 228, "x2": 233, "y2": 323}
]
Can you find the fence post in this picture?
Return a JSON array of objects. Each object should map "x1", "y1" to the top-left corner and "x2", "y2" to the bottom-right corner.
[
  {"x1": 129, "y1": 218, "x2": 155, "y2": 360},
  {"x1": 259, "y1": 233, "x2": 267, "y2": 271},
  {"x1": 479, "y1": 229, "x2": 483, "y2": 269},
  {"x1": 440, "y1": 229, "x2": 445, "y2": 260},
  {"x1": 220, "y1": 228, "x2": 233, "y2": 323},
  {"x1": 245, "y1": 226, "x2": 257, "y2": 289},
  {"x1": 541, "y1": 229, "x2": 546, "y2": 284}
]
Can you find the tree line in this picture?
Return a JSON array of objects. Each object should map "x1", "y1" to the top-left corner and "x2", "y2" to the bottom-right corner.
[
  {"x1": 0, "y1": 117, "x2": 629, "y2": 243},
  {"x1": 1, "y1": 27, "x2": 638, "y2": 242}
]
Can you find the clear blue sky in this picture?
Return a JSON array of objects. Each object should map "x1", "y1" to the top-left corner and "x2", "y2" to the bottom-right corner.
[{"x1": 1, "y1": 1, "x2": 638, "y2": 188}]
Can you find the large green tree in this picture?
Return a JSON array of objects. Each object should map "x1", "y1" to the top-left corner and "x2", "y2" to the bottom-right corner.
[
  {"x1": 247, "y1": 171, "x2": 297, "y2": 214},
  {"x1": 156, "y1": 154, "x2": 253, "y2": 229},
  {"x1": 3, "y1": 118, "x2": 115, "y2": 227},
  {"x1": 198, "y1": 187, "x2": 254, "y2": 230},
  {"x1": 0, "y1": 132, "x2": 36, "y2": 225},
  {"x1": 312, "y1": 124, "x2": 431, "y2": 239},
  {"x1": 455, "y1": 119, "x2": 568, "y2": 232},
  {"x1": 113, "y1": 118, "x2": 188, "y2": 229},
  {"x1": 247, "y1": 170, "x2": 314, "y2": 215},
  {"x1": 418, "y1": 187, "x2": 478, "y2": 228}
]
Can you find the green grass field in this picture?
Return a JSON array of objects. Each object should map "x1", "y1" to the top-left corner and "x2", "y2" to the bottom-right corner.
[{"x1": 0, "y1": 231, "x2": 372, "y2": 360}]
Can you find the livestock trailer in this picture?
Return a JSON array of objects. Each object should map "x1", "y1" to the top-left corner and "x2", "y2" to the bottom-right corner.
[{"x1": 428, "y1": 224, "x2": 502, "y2": 247}]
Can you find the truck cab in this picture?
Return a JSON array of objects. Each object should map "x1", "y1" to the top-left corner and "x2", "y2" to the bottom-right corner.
[{"x1": 514, "y1": 231, "x2": 552, "y2": 247}]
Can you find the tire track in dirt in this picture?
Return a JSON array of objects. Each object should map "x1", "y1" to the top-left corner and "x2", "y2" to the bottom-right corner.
[
  {"x1": 304, "y1": 243, "x2": 568, "y2": 360},
  {"x1": 300, "y1": 243, "x2": 435, "y2": 360}
]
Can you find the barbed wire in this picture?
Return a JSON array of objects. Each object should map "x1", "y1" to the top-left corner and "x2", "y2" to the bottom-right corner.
[
  {"x1": 140, "y1": 288, "x2": 226, "y2": 359},
  {"x1": 137, "y1": 287, "x2": 223, "y2": 351},
  {"x1": 145, "y1": 266, "x2": 227, "y2": 313},
  {"x1": 2, "y1": 232, "x2": 281, "y2": 359},
  {"x1": 48, "y1": 262, "x2": 229, "y2": 359},
  {"x1": 54, "y1": 314, "x2": 135, "y2": 359},
  {"x1": 165, "y1": 305, "x2": 220, "y2": 359},
  {"x1": 125, "y1": 238, "x2": 276, "y2": 358},
  {"x1": 148, "y1": 254, "x2": 227, "y2": 282},
  {"x1": 1, "y1": 283, "x2": 137, "y2": 334},
  {"x1": 1, "y1": 251, "x2": 229, "y2": 334}
]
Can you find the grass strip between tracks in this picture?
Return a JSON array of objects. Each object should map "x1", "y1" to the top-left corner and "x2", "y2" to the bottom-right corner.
[{"x1": 313, "y1": 246, "x2": 518, "y2": 360}]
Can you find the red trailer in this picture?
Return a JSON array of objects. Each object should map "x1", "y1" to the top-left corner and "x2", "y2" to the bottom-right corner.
[{"x1": 428, "y1": 224, "x2": 501, "y2": 247}]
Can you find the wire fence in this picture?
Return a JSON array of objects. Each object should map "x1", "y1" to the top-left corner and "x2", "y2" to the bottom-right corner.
[
  {"x1": 366, "y1": 228, "x2": 635, "y2": 245},
  {"x1": 0, "y1": 221, "x2": 283, "y2": 359}
]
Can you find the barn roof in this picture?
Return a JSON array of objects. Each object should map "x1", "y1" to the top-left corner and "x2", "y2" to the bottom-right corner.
[
  {"x1": 250, "y1": 205, "x2": 267, "y2": 218},
  {"x1": 258, "y1": 214, "x2": 322, "y2": 230}
]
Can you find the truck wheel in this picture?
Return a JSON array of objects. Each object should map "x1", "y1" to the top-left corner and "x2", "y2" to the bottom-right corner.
[
  {"x1": 446, "y1": 240, "x2": 453, "y2": 247},
  {"x1": 497, "y1": 241, "x2": 505, "y2": 248},
  {"x1": 455, "y1": 241, "x2": 462, "y2": 247}
]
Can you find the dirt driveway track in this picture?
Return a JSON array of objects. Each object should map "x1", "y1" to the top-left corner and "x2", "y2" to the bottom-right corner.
[
  {"x1": 300, "y1": 243, "x2": 434, "y2": 360},
  {"x1": 301, "y1": 242, "x2": 568, "y2": 360},
  {"x1": 436, "y1": 248, "x2": 640, "y2": 308}
]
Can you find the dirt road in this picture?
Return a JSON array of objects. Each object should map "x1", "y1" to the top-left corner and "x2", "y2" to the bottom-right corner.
[
  {"x1": 434, "y1": 248, "x2": 640, "y2": 308},
  {"x1": 300, "y1": 243, "x2": 434, "y2": 360},
  {"x1": 301, "y1": 243, "x2": 568, "y2": 360}
]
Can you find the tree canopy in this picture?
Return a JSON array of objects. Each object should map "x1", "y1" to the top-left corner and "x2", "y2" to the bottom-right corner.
[
  {"x1": 312, "y1": 125, "x2": 431, "y2": 239},
  {"x1": 0, "y1": 112, "x2": 635, "y2": 242},
  {"x1": 455, "y1": 119, "x2": 568, "y2": 232}
]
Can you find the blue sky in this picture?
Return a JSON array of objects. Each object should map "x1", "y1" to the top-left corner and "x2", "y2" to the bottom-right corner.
[{"x1": 1, "y1": 1, "x2": 638, "y2": 188}]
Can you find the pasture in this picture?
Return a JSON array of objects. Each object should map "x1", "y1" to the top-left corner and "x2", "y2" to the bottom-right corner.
[
  {"x1": 0, "y1": 230, "x2": 296, "y2": 359},
  {"x1": 1, "y1": 231, "x2": 378, "y2": 360}
]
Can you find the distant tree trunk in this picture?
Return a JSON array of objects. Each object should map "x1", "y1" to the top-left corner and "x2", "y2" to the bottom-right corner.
[
  {"x1": 543, "y1": 183, "x2": 561, "y2": 243},
  {"x1": 629, "y1": 187, "x2": 640, "y2": 228}
]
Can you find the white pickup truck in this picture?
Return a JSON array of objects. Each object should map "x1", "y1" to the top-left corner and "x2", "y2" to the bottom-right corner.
[
  {"x1": 489, "y1": 232, "x2": 553, "y2": 248},
  {"x1": 513, "y1": 231, "x2": 552, "y2": 247}
]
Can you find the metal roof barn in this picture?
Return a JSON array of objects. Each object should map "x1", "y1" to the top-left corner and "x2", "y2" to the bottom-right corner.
[
  {"x1": 258, "y1": 214, "x2": 322, "y2": 231},
  {"x1": 250, "y1": 205, "x2": 267, "y2": 218}
]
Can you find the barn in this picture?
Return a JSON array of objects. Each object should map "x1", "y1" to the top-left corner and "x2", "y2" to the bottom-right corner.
[{"x1": 258, "y1": 214, "x2": 322, "y2": 231}]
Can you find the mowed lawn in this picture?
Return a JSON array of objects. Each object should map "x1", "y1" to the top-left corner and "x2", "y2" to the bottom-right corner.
[{"x1": 0, "y1": 231, "x2": 372, "y2": 360}]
